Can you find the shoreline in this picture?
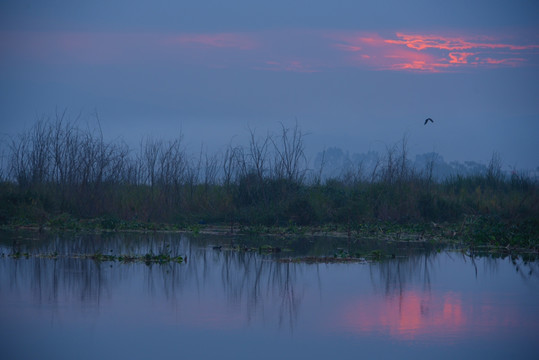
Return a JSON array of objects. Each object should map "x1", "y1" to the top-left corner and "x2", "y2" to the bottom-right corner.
[{"x1": 2, "y1": 217, "x2": 537, "y2": 257}]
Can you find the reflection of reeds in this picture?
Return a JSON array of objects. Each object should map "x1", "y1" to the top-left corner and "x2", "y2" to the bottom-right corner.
[
  {"x1": 9, "y1": 251, "x2": 185, "y2": 264},
  {"x1": 2, "y1": 231, "x2": 536, "y2": 334},
  {"x1": 370, "y1": 251, "x2": 437, "y2": 297},
  {"x1": 2, "y1": 232, "x2": 305, "y2": 326}
]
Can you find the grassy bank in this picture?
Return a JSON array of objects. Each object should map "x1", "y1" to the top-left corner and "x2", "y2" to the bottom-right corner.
[
  {"x1": 0, "y1": 118, "x2": 537, "y2": 249},
  {"x1": 1, "y1": 184, "x2": 537, "y2": 251}
]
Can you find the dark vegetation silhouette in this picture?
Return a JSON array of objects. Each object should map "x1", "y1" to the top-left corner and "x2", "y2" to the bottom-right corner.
[{"x1": 0, "y1": 116, "x2": 537, "y2": 245}]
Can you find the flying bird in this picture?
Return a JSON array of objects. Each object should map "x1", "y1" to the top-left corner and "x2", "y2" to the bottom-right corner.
[{"x1": 424, "y1": 118, "x2": 434, "y2": 125}]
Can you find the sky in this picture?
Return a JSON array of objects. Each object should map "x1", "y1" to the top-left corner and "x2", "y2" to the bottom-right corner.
[{"x1": 1, "y1": 0, "x2": 538, "y2": 169}]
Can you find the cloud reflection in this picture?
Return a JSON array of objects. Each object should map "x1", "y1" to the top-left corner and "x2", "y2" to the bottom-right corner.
[
  {"x1": 336, "y1": 291, "x2": 465, "y2": 340},
  {"x1": 332, "y1": 289, "x2": 532, "y2": 342}
]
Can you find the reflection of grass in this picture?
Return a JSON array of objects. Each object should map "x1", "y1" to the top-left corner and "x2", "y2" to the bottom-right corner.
[
  {"x1": 21, "y1": 213, "x2": 184, "y2": 233},
  {"x1": 8, "y1": 251, "x2": 184, "y2": 265},
  {"x1": 89, "y1": 251, "x2": 184, "y2": 265},
  {"x1": 279, "y1": 256, "x2": 367, "y2": 264},
  {"x1": 259, "y1": 244, "x2": 282, "y2": 253}
]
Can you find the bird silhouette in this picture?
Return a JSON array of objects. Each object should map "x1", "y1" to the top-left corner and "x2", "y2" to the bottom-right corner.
[{"x1": 424, "y1": 118, "x2": 434, "y2": 125}]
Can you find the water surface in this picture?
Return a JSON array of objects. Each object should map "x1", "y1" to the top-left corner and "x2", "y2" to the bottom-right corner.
[{"x1": 1, "y1": 231, "x2": 538, "y2": 359}]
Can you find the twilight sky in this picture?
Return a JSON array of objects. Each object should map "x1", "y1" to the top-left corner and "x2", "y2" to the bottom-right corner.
[{"x1": 1, "y1": 0, "x2": 538, "y2": 169}]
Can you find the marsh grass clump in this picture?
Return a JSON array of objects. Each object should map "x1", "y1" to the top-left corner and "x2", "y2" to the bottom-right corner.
[
  {"x1": 259, "y1": 244, "x2": 282, "y2": 253},
  {"x1": 88, "y1": 252, "x2": 116, "y2": 262},
  {"x1": 369, "y1": 250, "x2": 383, "y2": 260},
  {"x1": 9, "y1": 251, "x2": 22, "y2": 259}
]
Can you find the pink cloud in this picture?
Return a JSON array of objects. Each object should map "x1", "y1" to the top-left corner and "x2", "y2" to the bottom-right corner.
[
  {"x1": 386, "y1": 32, "x2": 539, "y2": 51},
  {"x1": 482, "y1": 57, "x2": 525, "y2": 66},
  {"x1": 327, "y1": 32, "x2": 449, "y2": 72},
  {"x1": 0, "y1": 31, "x2": 258, "y2": 67},
  {"x1": 327, "y1": 32, "x2": 387, "y2": 50},
  {"x1": 1, "y1": 29, "x2": 537, "y2": 73},
  {"x1": 382, "y1": 48, "x2": 449, "y2": 72},
  {"x1": 329, "y1": 31, "x2": 539, "y2": 72},
  {"x1": 448, "y1": 52, "x2": 475, "y2": 64}
]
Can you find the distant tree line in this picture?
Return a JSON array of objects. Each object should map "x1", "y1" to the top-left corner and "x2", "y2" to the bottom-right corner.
[
  {"x1": 0, "y1": 115, "x2": 537, "y2": 230},
  {"x1": 314, "y1": 146, "x2": 537, "y2": 183}
]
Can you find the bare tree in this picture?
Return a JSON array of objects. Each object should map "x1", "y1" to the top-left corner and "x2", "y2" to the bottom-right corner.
[
  {"x1": 423, "y1": 152, "x2": 439, "y2": 185},
  {"x1": 270, "y1": 122, "x2": 307, "y2": 184},
  {"x1": 248, "y1": 128, "x2": 270, "y2": 182},
  {"x1": 222, "y1": 144, "x2": 240, "y2": 187},
  {"x1": 139, "y1": 137, "x2": 162, "y2": 187},
  {"x1": 487, "y1": 152, "x2": 503, "y2": 184},
  {"x1": 203, "y1": 150, "x2": 220, "y2": 187}
]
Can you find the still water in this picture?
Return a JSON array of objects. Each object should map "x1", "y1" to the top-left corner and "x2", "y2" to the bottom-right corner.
[{"x1": 1, "y1": 231, "x2": 538, "y2": 359}]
